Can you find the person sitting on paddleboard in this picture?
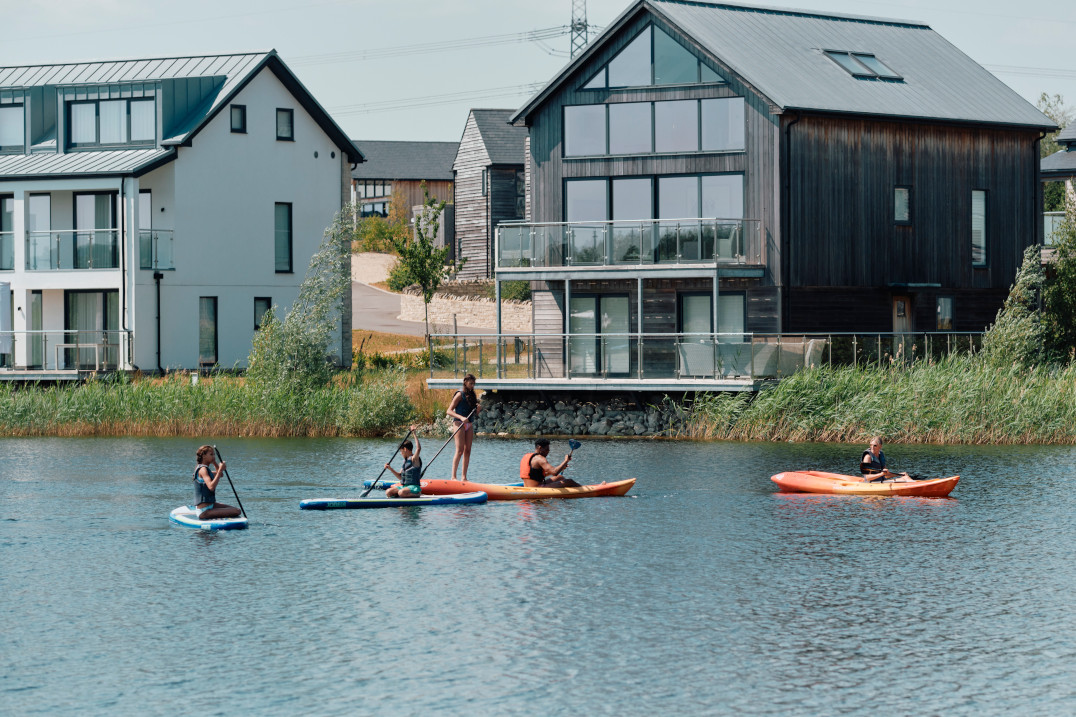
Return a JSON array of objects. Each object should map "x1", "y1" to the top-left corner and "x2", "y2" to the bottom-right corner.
[
  {"x1": 860, "y1": 437, "x2": 913, "y2": 483},
  {"x1": 447, "y1": 374, "x2": 481, "y2": 482},
  {"x1": 385, "y1": 427, "x2": 423, "y2": 498},
  {"x1": 193, "y1": 445, "x2": 242, "y2": 519},
  {"x1": 521, "y1": 437, "x2": 581, "y2": 488}
]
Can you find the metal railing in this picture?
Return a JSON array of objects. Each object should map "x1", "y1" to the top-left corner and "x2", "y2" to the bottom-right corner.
[
  {"x1": 0, "y1": 231, "x2": 12, "y2": 270},
  {"x1": 497, "y1": 217, "x2": 762, "y2": 270},
  {"x1": 1045, "y1": 211, "x2": 1067, "y2": 246},
  {"x1": 139, "y1": 229, "x2": 175, "y2": 270},
  {"x1": 25, "y1": 229, "x2": 120, "y2": 270},
  {"x1": 426, "y1": 331, "x2": 984, "y2": 382},
  {"x1": 0, "y1": 329, "x2": 130, "y2": 371}
]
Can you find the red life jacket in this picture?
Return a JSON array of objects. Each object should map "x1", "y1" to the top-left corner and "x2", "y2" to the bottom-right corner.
[{"x1": 520, "y1": 452, "x2": 540, "y2": 482}]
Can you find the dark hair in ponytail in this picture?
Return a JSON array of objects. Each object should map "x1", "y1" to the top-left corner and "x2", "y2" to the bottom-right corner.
[{"x1": 462, "y1": 374, "x2": 478, "y2": 411}]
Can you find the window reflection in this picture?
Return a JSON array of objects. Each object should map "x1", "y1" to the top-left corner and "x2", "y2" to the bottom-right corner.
[
  {"x1": 607, "y1": 26, "x2": 651, "y2": 87},
  {"x1": 564, "y1": 104, "x2": 607, "y2": 156},
  {"x1": 609, "y1": 102, "x2": 652, "y2": 155},
  {"x1": 655, "y1": 100, "x2": 698, "y2": 153}
]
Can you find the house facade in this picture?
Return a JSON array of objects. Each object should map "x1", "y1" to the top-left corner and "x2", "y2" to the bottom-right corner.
[
  {"x1": 452, "y1": 109, "x2": 528, "y2": 279},
  {"x1": 350, "y1": 139, "x2": 456, "y2": 220},
  {"x1": 480, "y1": 0, "x2": 1053, "y2": 386},
  {"x1": 0, "y1": 51, "x2": 360, "y2": 375}
]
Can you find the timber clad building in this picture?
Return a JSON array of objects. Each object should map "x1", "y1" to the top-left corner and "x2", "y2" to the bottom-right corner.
[
  {"x1": 350, "y1": 139, "x2": 456, "y2": 221},
  {"x1": 496, "y1": 0, "x2": 1053, "y2": 382}
]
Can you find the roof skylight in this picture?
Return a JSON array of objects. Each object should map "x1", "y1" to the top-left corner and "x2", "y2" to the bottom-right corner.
[{"x1": 824, "y1": 51, "x2": 902, "y2": 81}]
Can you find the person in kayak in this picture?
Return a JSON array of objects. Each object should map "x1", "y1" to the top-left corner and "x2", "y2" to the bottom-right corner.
[
  {"x1": 447, "y1": 374, "x2": 480, "y2": 481},
  {"x1": 520, "y1": 437, "x2": 581, "y2": 488},
  {"x1": 385, "y1": 427, "x2": 423, "y2": 498},
  {"x1": 193, "y1": 445, "x2": 242, "y2": 519},
  {"x1": 860, "y1": 437, "x2": 914, "y2": 482}
]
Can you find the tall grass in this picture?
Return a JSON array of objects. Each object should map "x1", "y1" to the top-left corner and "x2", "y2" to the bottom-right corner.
[{"x1": 683, "y1": 354, "x2": 1076, "y2": 444}]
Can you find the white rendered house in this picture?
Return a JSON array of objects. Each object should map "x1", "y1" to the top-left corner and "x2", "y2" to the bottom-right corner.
[{"x1": 0, "y1": 51, "x2": 361, "y2": 375}]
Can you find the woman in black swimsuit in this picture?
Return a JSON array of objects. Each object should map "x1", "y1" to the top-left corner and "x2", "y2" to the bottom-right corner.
[{"x1": 446, "y1": 374, "x2": 480, "y2": 481}]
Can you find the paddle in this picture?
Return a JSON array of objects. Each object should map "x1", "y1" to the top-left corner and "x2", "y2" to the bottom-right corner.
[
  {"x1": 212, "y1": 445, "x2": 247, "y2": 519},
  {"x1": 361, "y1": 428, "x2": 414, "y2": 498},
  {"x1": 420, "y1": 409, "x2": 475, "y2": 479}
]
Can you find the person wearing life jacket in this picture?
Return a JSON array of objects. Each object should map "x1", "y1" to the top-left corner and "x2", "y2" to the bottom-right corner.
[
  {"x1": 385, "y1": 426, "x2": 423, "y2": 498},
  {"x1": 193, "y1": 445, "x2": 242, "y2": 519},
  {"x1": 447, "y1": 374, "x2": 480, "y2": 481},
  {"x1": 520, "y1": 437, "x2": 580, "y2": 488},
  {"x1": 860, "y1": 436, "x2": 913, "y2": 483}
]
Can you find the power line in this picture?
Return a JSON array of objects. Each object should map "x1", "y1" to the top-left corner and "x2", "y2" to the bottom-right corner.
[
  {"x1": 328, "y1": 82, "x2": 546, "y2": 116},
  {"x1": 985, "y1": 64, "x2": 1076, "y2": 81}
]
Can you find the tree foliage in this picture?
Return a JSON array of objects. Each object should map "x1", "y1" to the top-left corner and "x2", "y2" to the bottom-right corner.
[
  {"x1": 1044, "y1": 212, "x2": 1076, "y2": 360},
  {"x1": 353, "y1": 192, "x2": 411, "y2": 254},
  {"x1": 981, "y1": 244, "x2": 1046, "y2": 367}
]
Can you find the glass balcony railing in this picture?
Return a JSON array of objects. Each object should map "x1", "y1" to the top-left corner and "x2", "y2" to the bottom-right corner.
[
  {"x1": 139, "y1": 229, "x2": 174, "y2": 270},
  {"x1": 0, "y1": 329, "x2": 130, "y2": 371},
  {"x1": 25, "y1": 230, "x2": 120, "y2": 270},
  {"x1": 0, "y1": 231, "x2": 13, "y2": 270},
  {"x1": 497, "y1": 218, "x2": 761, "y2": 270}
]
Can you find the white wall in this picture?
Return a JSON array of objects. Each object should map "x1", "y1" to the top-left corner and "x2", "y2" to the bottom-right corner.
[{"x1": 134, "y1": 68, "x2": 346, "y2": 370}]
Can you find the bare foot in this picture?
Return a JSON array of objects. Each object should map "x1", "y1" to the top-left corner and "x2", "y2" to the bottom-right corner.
[{"x1": 461, "y1": 477, "x2": 468, "y2": 483}]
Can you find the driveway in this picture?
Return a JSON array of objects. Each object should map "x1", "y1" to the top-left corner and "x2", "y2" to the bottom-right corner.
[{"x1": 350, "y1": 281, "x2": 496, "y2": 336}]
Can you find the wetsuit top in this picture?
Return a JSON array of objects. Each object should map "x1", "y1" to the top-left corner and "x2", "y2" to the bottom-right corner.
[
  {"x1": 860, "y1": 450, "x2": 886, "y2": 474},
  {"x1": 400, "y1": 456, "x2": 422, "y2": 487},
  {"x1": 519, "y1": 452, "x2": 545, "y2": 483},
  {"x1": 193, "y1": 465, "x2": 216, "y2": 505},
  {"x1": 453, "y1": 391, "x2": 477, "y2": 422}
]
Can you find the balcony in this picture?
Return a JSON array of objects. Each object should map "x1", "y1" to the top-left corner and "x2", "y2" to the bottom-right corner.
[
  {"x1": 25, "y1": 230, "x2": 120, "y2": 270},
  {"x1": 139, "y1": 229, "x2": 174, "y2": 270},
  {"x1": 0, "y1": 329, "x2": 130, "y2": 378},
  {"x1": 497, "y1": 218, "x2": 761, "y2": 274}
]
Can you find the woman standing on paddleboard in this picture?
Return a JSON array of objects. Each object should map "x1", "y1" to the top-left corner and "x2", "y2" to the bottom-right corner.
[
  {"x1": 193, "y1": 445, "x2": 242, "y2": 519},
  {"x1": 447, "y1": 374, "x2": 480, "y2": 481}
]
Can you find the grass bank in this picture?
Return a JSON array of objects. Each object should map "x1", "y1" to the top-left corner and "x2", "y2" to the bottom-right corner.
[{"x1": 683, "y1": 355, "x2": 1076, "y2": 444}]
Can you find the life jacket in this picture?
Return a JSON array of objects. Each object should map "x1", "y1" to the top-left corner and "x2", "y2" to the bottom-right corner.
[
  {"x1": 861, "y1": 449, "x2": 886, "y2": 474},
  {"x1": 520, "y1": 452, "x2": 544, "y2": 483},
  {"x1": 455, "y1": 391, "x2": 477, "y2": 422},
  {"x1": 193, "y1": 465, "x2": 216, "y2": 505},
  {"x1": 400, "y1": 456, "x2": 422, "y2": 486}
]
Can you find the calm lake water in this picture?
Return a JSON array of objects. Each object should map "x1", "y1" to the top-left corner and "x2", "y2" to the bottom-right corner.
[{"x1": 2, "y1": 436, "x2": 1075, "y2": 715}]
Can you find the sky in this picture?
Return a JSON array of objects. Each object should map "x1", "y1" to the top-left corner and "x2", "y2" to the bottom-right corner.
[{"x1": 1, "y1": 0, "x2": 1074, "y2": 143}]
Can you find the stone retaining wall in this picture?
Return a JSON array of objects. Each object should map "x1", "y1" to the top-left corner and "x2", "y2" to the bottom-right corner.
[
  {"x1": 399, "y1": 293, "x2": 532, "y2": 332},
  {"x1": 473, "y1": 394, "x2": 687, "y2": 437}
]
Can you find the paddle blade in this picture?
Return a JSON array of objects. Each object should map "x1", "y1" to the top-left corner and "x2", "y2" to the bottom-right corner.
[{"x1": 568, "y1": 439, "x2": 581, "y2": 451}]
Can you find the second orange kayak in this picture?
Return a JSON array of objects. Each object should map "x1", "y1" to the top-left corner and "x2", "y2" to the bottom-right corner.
[
  {"x1": 420, "y1": 478, "x2": 636, "y2": 500},
  {"x1": 771, "y1": 470, "x2": 959, "y2": 497}
]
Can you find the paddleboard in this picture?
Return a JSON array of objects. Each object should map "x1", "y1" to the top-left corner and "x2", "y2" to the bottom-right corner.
[
  {"x1": 361, "y1": 479, "x2": 524, "y2": 489},
  {"x1": 299, "y1": 492, "x2": 488, "y2": 509},
  {"x1": 169, "y1": 505, "x2": 249, "y2": 531}
]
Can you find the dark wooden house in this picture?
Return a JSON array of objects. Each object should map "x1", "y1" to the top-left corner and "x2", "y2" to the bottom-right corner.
[
  {"x1": 453, "y1": 109, "x2": 527, "y2": 279},
  {"x1": 490, "y1": 0, "x2": 1053, "y2": 384}
]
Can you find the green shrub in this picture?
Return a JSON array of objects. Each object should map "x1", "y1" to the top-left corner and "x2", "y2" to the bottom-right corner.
[
  {"x1": 337, "y1": 370, "x2": 414, "y2": 435},
  {"x1": 486, "y1": 280, "x2": 531, "y2": 302},
  {"x1": 386, "y1": 262, "x2": 415, "y2": 292}
]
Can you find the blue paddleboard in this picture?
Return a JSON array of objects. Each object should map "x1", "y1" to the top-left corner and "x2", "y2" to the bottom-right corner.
[
  {"x1": 361, "y1": 480, "x2": 523, "y2": 489},
  {"x1": 169, "y1": 505, "x2": 249, "y2": 531},
  {"x1": 299, "y1": 492, "x2": 488, "y2": 509}
]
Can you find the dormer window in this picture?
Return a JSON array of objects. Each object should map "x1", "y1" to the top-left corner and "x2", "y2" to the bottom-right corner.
[
  {"x1": 68, "y1": 98, "x2": 155, "y2": 149},
  {"x1": 0, "y1": 104, "x2": 24, "y2": 153},
  {"x1": 824, "y1": 51, "x2": 902, "y2": 80}
]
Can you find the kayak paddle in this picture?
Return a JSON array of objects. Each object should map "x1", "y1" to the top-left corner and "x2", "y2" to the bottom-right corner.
[
  {"x1": 212, "y1": 445, "x2": 247, "y2": 519},
  {"x1": 361, "y1": 428, "x2": 414, "y2": 498},
  {"x1": 420, "y1": 409, "x2": 475, "y2": 479}
]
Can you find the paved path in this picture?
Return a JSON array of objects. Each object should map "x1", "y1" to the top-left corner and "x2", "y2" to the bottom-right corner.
[{"x1": 350, "y1": 281, "x2": 495, "y2": 336}]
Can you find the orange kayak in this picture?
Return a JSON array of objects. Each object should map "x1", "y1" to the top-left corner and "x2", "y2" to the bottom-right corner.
[
  {"x1": 419, "y1": 478, "x2": 636, "y2": 500},
  {"x1": 771, "y1": 471, "x2": 959, "y2": 497}
]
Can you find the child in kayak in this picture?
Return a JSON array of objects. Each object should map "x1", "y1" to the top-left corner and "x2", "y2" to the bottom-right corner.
[
  {"x1": 385, "y1": 427, "x2": 422, "y2": 498},
  {"x1": 193, "y1": 445, "x2": 242, "y2": 519}
]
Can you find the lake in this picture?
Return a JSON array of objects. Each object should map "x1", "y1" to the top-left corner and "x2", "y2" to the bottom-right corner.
[{"x1": 2, "y1": 436, "x2": 1075, "y2": 715}]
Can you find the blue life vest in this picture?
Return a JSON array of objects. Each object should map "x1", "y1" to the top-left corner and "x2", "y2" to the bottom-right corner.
[
  {"x1": 454, "y1": 391, "x2": 477, "y2": 422},
  {"x1": 861, "y1": 450, "x2": 886, "y2": 474},
  {"x1": 194, "y1": 465, "x2": 216, "y2": 505},
  {"x1": 400, "y1": 456, "x2": 422, "y2": 486}
]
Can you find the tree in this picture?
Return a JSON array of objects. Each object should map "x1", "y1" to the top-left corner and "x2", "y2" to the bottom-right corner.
[
  {"x1": 981, "y1": 244, "x2": 1046, "y2": 367},
  {"x1": 390, "y1": 184, "x2": 463, "y2": 338},
  {"x1": 1037, "y1": 93, "x2": 1073, "y2": 212},
  {"x1": 1043, "y1": 213, "x2": 1076, "y2": 361}
]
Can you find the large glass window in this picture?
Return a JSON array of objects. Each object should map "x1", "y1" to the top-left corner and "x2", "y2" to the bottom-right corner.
[
  {"x1": 607, "y1": 26, "x2": 651, "y2": 87},
  {"x1": 701, "y1": 174, "x2": 744, "y2": 219},
  {"x1": 654, "y1": 26, "x2": 698, "y2": 85},
  {"x1": 701, "y1": 98, "x2": 744, "y2": 151},
  {"x1": 570, "y1": 295, "x2": 630, "y2": 376},
  {"x1": 198, "y1": 297, "x2": 218, "y2": 367},
  {"x1": 585, "y1": 23, "x2": 725, "y2": 89},
  {"x1": 99, "y1": 100, "x2": 126, "y2": 144},
  {"x1": 611, "y1": 178, "x2": 652, "y2": 263},
  {"x1": 564, "y1": 104, "x2": 606, "y2": 156},
  {"x1": 679, "y1": 293, "x2": 712, "y2": 334},
  {"x1": 971, "y1": 190, "x2": 986, "y2": 266},
  {"x1": 565, "y1": 179, "x2": 606, "y2": 264},
  {"x1": 130, "y1": 100, "x2": 155, "y2": 142},
  {"x1": 67, "y1": 99, "x2": 155, "y2": 148},
  {"x1": 655, "y1": 101, "x2": 699, "y2": 153},
  {"x1": 609, "y1": 102, "x2": 652, "y2": 155},
  {"x1": 717, "y1": 293, "x2": 745, "y2": 340},
  {"x1": 70, "y1": 103, "x2": 97, "y2": 145},
  {"x1": 0, "y1": 105, "x2": 24, "y2": 151},
  {"x1": 275, "y1": 202, "x2": 292, "y2": 272},
  {"x1": 658, "y1": 176, "x2": 699, "y2": 261}
]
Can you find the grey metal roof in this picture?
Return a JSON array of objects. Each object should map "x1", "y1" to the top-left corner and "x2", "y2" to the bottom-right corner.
[
  {"x1": 471, "y1": 109, "x2": 527, "y2": 165},
  {"x1": 512, "y1": 0, "x2": 1054, "y2": 130},
  {"x1": 350, "y1": 140, "x2": 457, "y2": 181},
  {"x1": 0, "y1": 149, "x2": 173, "y2": 180},
  {"x1": 1041, "y1": 149, "x2": 1076, "y2": 178},
  {"x1": 1057, "y1": 125, "x2": 1076, "y2": 146}
]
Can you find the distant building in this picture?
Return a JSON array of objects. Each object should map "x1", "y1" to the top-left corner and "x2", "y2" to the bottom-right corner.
[
  {"x1": 0, "y1": 51, "x2": 361, "y2": 375},
  {"x1": 349, "y1": 139, "x2": 456, "y2": 220},
  {"x1": 453, "y1": 109, "x2": 527, "y2": 279}
]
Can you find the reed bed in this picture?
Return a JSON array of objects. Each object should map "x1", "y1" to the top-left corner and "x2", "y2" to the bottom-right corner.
[{"x1": 683, "y1": 354, "x2": 1076, "y2": 444}]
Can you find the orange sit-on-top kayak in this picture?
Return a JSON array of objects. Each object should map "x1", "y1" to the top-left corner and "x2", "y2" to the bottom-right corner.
[
  {"x1": 771, "y1": 471, "x2": 959, "y2": 497},
  {"x1": 419, "y1": 478, "x2": 635, "y2": 500}
]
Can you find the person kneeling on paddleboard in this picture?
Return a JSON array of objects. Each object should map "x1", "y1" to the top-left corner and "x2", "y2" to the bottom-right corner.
[
  {"x1": 860, "y1": 436, "x2": 913, "y2": 483},
  {"x1": 193, "y1": 445, "x2": 242, "y2": 519},
  {"x1": 385, "y1": 427, "x2": 423, "y2": 498},
  {"x1": 521, "y1": 438, "x2": 581, "y2": 488}
]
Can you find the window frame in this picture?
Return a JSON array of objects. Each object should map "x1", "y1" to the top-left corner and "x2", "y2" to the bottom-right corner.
[
  {"x1": 971, "y1": 189, "x2": 987, "y2": 268},
  {"x1": 275, "y1": 108, "x2": 294, "y2": 141},
  {"x1": 198, "y1": 296, "x2": 218, "y2": 368},
  {"x1": 894, "y1": 185, "x2": 912, "y2": 225},
  {"x1": 254, "y1": 296, "x2": 272, "y2": 330},
  {"x1": 581, "y1": 22, "x2": 727, "y2": 90},
  {"x1": 936, "y1": 296, "x2": 954, "y2": 331},
  {"x1": 274, "y1": 202, "x2": 293, "y2": 273},
  {"x1": 677, "y1": 291, "x2": 714, "y2": 334},
  {"x1": 66, "y1": 98, "x2": 156, "y2": 150},
  {"x1": 824, "y1": 50, "x2": 903, "y2": 81},
  {"x1": 0, "y1": 103, "x2": 25, "y2": 154},
  {"x1": 230, "y1": 104, "x2": 247, "y2": 133}
]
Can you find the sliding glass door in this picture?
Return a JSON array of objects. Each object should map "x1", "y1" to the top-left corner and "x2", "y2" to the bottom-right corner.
[
  {"x1": 569, "y1": 294, "x2": 630, "y2": 377},
  {"x1": 74, "y1": 193, "x2": 116, "y2": 269},
  {"x1": 64, "y1": 290, "x2": 118, "y2": 369}
]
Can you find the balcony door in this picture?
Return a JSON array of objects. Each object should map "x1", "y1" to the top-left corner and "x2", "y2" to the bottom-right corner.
[
  {"x1": 27, "y1": 195, "x2": 50, "y2": 270},
  {"x1": 74, "y1": 193, "x2": 116, "y2": 269},
  {"x1": 65, "y1": 290, "x2": 118, "y2": 369},
  {"x1": 702, "y1": 175, "x2": 744, "y2": 259},
  {"x1": 569, "y1": 294, "x2": 630, "y2": 377}
]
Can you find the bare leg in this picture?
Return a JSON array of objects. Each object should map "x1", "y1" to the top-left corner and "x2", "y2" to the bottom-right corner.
[
  {"x1": 199, "y1": 504, "x2": 241, "y2": 519},
  {"x1": 460, "y1": 426, "x2": 474, "y2": 481},
  {"x1": 451, "y1": 425, "x2": 466, "y2": 480}
]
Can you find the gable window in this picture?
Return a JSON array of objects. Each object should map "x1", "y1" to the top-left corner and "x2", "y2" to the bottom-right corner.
[
  {"x1": 583, "y1": 24, "x2": 726, "y2": 89},
  {"x1": 67, "y1": 99, "x2": 155, "y2": 148},
  {"x1": 276, "y1": 108, "x2": 294, "y2": 141},
  {"x1": 231, "y1": 104, "x2": 247, "y2": 133},
  {"x1": 254, "y1": 297, "x2": 272, "y2": 330},
  {"x1": 274, "y1": 202, "x2": 292, "y2": 273},
  {"x1": 0, "y1": 104, "x2": 25, "y2": 153},
  {"x1": 824, "y1": 51, "x2": 902, "y2": 81},
  {"x1": 971, "y1": 190, "x2": 986, "y2": 267},
  {"x1": 894, "y1": 186, "x2": 911, "y2": 224}
]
